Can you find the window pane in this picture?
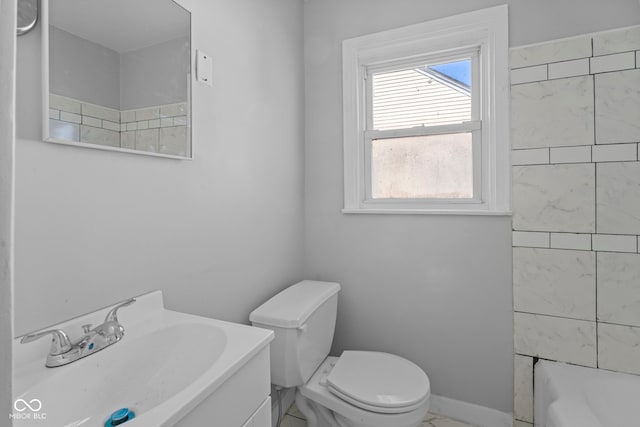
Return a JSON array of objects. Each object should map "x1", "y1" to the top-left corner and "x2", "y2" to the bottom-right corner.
[
  {"x1": 371, "y1": 133, "x2": 473, "y2": 199},
  {"x1": 372, "y1": 59, "x2": 471, "y2": 130}
]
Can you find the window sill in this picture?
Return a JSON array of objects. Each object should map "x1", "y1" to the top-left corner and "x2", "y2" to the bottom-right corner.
[{"x1": 341, "y1": 208, "x2": 512, "y2": 216}]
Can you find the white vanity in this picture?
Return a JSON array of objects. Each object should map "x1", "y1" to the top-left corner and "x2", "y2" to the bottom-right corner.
[{"x1": 13, "y1": 291, "x2": 274, "y2": 426}]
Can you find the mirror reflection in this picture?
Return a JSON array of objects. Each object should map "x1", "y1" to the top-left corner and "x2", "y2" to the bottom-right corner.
[{"x1": 46, "y1": 0, "x2": 191, "y2": 158}]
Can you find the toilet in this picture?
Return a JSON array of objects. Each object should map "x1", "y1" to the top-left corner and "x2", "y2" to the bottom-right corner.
[{"x1": 250, "y1": 280, "x2": 431, "y2": 427}]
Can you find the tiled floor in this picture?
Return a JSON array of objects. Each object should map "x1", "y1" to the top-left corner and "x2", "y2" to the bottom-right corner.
[{"x1": 279, "y1": 403, "x2": 475, "y2": 427}]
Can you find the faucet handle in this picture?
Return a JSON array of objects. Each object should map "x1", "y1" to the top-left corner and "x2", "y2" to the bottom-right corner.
[
  {"x1": 104, "y1": 298, "x2": 136, "y2": 323},
  {"x1": 20, "y1": 329, "x2": 72, "y2": 355}
]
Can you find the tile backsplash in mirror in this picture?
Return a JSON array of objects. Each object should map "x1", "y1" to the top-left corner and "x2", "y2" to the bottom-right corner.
[{"x1": 49, "y1": 94, "x2": 190, "y2": 157}]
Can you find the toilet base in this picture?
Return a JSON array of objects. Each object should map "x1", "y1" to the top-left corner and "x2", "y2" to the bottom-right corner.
[
  {"x1": 296, "y1": 389, "x2": 341, "y2": 427},
  {"x1": 295, "y1": 357, "x2": 429, "y2": 427}
]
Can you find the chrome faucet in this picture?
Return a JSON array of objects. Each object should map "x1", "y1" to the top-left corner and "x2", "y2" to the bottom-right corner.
[{"x1": 21, "y1": 298, "x2": 136, "y2": 367}]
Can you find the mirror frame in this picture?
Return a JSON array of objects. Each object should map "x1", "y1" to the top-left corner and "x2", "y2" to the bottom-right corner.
[{"x1": 41, "y1": 0, "x2": 193, "y2": 160}]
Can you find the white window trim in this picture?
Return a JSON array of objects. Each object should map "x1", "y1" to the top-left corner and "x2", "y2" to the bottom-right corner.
[{"x1": 342, "y1": 5, "x2": 511, "y2": 215}]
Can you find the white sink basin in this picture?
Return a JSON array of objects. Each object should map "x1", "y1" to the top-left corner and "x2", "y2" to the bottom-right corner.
[{"x1": 13, "y1": 291, "x2": 273, "y2": 426}]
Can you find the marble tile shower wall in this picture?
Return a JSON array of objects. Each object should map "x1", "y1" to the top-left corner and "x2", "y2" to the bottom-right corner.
[
  {"x1": 510, "y1": 25, "x2": 640, "y2": 426},
  {"x1": 49, "y1": 94, "x2": 189, "y2": 156}
]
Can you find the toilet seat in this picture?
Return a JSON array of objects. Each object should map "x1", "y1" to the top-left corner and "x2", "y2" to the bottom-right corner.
[
  {"x1": 299, "y1": 356, "x2": 430, "y2": 427},
  {"x1": 326, "y1": 351, "x2": 430, "y2": 414}
]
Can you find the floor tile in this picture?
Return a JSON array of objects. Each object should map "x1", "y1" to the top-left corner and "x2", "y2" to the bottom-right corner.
[
  {"x1": 423, "y1": 413, "x2": 476, "y2": 427},
  {"x1": 287, "y1": 403, "x2": 306, "y2": 420},
  {"x1": 284, "y1": 404, "x2": 474, "y2": 427},
  {"x1": 279, "y1": 415, "x2": 307, "y2": 427}
]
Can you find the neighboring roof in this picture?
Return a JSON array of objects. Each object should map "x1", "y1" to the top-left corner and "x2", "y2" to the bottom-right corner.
[
  {"x1": 416, "y1": 68, "x2": 471, "y2": 97},
  {"x1": 429, "y1": 61, "x2": 471, "y2": 86}
]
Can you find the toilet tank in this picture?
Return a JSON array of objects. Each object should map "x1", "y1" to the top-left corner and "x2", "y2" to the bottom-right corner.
[{"x1": 249, "y1": 280, "x2": 340, "y2": 388}]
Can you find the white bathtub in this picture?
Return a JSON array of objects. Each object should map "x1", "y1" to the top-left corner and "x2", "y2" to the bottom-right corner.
[{"x1": 534, "y1": 360, "x2": 640, "y2": 427}]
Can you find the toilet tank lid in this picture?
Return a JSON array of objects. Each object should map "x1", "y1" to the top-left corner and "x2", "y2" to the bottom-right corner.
[{"x1": 250, "y1": 280, "x2": 341, "y2": 329}]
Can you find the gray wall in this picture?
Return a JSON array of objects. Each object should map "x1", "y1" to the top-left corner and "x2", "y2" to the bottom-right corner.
[
  {"x1": 49, "y1": 26, "x2": 120, "y2": 110},
  {"x1": 303, "y1": 0, "x2": 640, "y2": 413},
  {"x1": 50, "y1": 27, "x2": 188, "y2": 111},
  {"x1": 120, "y1": 36, "x2": 190, "y2": 110},
  {"x1": 14, "y1": 0, "x2": 305, "y2": 336},
  {"x1": 0, "y1": 0, "x2": 15, "y2": 422}
]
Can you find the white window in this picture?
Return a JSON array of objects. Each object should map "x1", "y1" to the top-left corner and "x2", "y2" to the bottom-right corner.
[{"x1": 342, "y1": 6, "x2": 510, "y2": 214}]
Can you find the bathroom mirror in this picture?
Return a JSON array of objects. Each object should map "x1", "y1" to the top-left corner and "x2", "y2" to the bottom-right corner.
[{"x1": 42, "y1": 0, "x2": 192, "y2": 159}]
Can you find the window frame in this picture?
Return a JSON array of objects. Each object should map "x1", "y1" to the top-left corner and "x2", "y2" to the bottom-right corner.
[{"x1": 342, "y1": 6, "x2": 510, "y2": 215}]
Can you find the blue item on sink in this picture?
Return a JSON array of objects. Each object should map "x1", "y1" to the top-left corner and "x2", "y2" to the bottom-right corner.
[{"x1": 105, "y1": 408, "x2": 135, "y2": 426}]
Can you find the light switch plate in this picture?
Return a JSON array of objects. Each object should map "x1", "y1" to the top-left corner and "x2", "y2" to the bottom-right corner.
[{"x1": 196, "y1": 50, "x2": 213, "y2": 86}]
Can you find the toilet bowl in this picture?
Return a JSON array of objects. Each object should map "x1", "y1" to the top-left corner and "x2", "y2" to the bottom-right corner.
[
  {"x1": 297, "y1": 354, "x2": 430, "y2": 427},
  {"x1": 250, "y1": 280, "x2": 431, "y2": 427}
]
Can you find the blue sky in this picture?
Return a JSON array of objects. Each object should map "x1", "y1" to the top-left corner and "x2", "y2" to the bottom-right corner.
[{"x1": 429, "y1": 60, "x2": 471, "y2": 87}]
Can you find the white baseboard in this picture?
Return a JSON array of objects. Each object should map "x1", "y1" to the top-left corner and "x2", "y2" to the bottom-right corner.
[
  {"x1": 269, "y1": 389, "x2": 513, "y2": 427},
  {"x1": 429, "y1": 394, "x2": 513, "y2": 427},
  {"x1": 271, "y1": 386, "x2": 296, "y2": 426}
]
